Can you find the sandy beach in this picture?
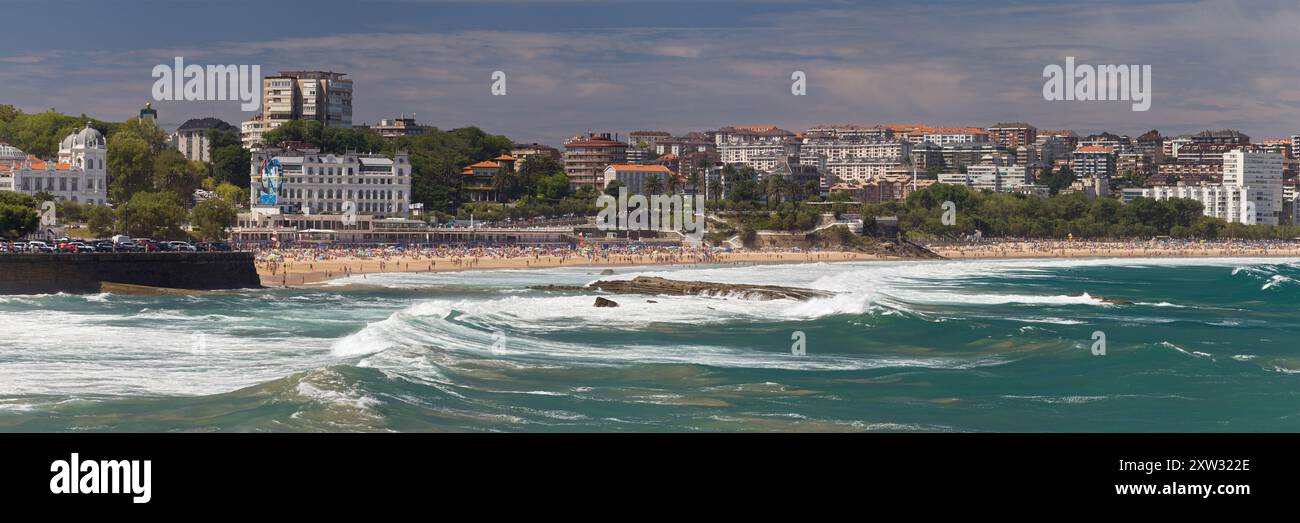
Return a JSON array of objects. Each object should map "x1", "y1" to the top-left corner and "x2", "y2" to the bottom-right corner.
[
  {"x1": 256, "y1": 250, "x2": 877, "y2": 287},
  {"x1": 929, "y1": 241, "x2": 1300, "y2": 260},
  {"x1": 254, "y1": 240, "x2": 1300, "y2": 288}
]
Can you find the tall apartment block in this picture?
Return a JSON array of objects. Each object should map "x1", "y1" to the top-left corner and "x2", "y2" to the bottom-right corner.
[
  {"x1": 986, "y1": 122, "x2": 1037, "y2": 148},
  {"x1": 564, "y1": 132, "x2": 628, "y2": 191},
  {"x1": 1223, "y1": 150, "x2": 1283, "y2": 225},
  {"x1": 244, "y1": 70, "x2": 353, "y2": 149}
]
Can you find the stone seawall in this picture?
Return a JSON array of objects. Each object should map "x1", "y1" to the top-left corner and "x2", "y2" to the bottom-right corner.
[{"x1": 0, "y1": 252, "x2": 262, "y2": 294}]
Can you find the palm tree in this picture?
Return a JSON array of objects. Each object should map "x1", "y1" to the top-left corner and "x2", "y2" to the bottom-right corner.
[
  {"x1": 707, "y1": 179, "x2": 724, "y2": 202},
  {"x1": 765, "y1": 175, "x2": 785, "y2": 208},
  {"x1": 492, "y1": 167, "x2": 516, "y2": 203},
  {"x1": 687, "y1": 171, "x2": 702, "y2": 197},
  {"x1": 644, "y1": 174, "x2": 664, "y2": 195}
]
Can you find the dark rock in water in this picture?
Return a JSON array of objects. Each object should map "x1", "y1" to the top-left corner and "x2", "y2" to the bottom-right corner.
[
  {"x1": 600, "y1": 269, "x2": 616, "y2": 275},
  {"x1": 589, "y1": 276, "x2": 832, "y2": 301},
  {"x1": 529, "y1": 284, "x2": 586, "y2": 292},
  {"x1": 594, "y1": 297, "x2": 620, "y2": 307},
  {"x1": 646, "y1": 300, "x2": 658, "y2": 303}
]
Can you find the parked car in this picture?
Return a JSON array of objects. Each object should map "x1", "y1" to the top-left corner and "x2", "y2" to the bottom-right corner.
[
  {"x1": 168, "y1": 241, "x2": 197, "y2": 252},
  {"x1": 208, "y1": 241, "x2": 232, "y2": 252},
  {"x1": 93, "y1": 240, "x2": 116, "y2": 252},
  {"x1": 27, "y1": 241, "x2": 54, "y2": 253}
]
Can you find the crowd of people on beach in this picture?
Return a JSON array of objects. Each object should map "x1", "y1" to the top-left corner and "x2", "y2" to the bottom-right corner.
[
  {"x1": 927, "y1": 238, "x2": 1300, "y2": 258},
  {"x1": 249, "y1": 243, "x2": 852, "y2": 278}
]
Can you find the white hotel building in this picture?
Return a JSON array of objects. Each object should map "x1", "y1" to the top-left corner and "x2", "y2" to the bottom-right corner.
[
  {"x1": 0, "y1": 125, "x2": 109, "y2": 206},
  {"x1": 938, "y1": 164, "x2": 1030, "y2": 192},
  {"x1": 1223, "y1": 150, "x2": 1283, "y2": 225},
  {"x1": 250, "y1": 146, "x2": 411, "y2": 217},
  {"x1": 1135, "y1": 150, "x2": 1282, "y2": 225},
  {"x1": 1138, "y1": 185, "x2": 1252, "y2": 224}
]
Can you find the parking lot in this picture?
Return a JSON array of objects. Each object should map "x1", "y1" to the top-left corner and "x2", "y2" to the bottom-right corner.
[{"x1": 1, "y1": 239, "x2": 234, "y2": 254}]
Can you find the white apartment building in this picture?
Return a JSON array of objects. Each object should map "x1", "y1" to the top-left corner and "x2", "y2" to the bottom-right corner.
[
  {"x1": 715, "y1": 126, "x2": 798, "y2": 173},
  {"x1": 241, "y1": 115, "x2": 275, "y2": 149},
  {"x1": 799, "y1": 139, "x2": 911, "y2": 161},
  {"x1": 1223, "y1": 150, "x2": 1283, "y2": 225},
  {"x1": 922, "y1": 131, "x2": 990, "y2": 145},
  {"x1": 805, "y1": 125, "x2": 893, "y2": 141},
  {"x1": 0, "y1": 125, "x2": 109, "y2": 206},
  {"x1": 938, "y1": 164, "x2": 1029, "y2": 192},
  {"x1": 250, "y1": 146, "x2": 411, "y2": 217},
  {"x1": 820, "y1": 158, "x2": 907, "y2": 184},
  {"x1": 603, "y1": 164, "x2": 675, "y2": 194},
  {"x1": 243, "y1": 70, "x2": 353, "y2": 149},
  {"x1": 1164, "y1": 135, "x2": 1194, "y2": 159},
  {"x1": 1291, "y1": 135, "x2": 1300, "y2": 161},
  {"x1": 1139, "y1": 185, "x2": 1253, "y2": 224}
]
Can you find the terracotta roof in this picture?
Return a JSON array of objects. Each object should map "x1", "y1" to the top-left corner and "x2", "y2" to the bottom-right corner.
[
  {"x1": 466, "y1": 161, "x2": 500, "y2": 169},
  {"x1": 493, "y1": 155, "x2": 516, "y2": 161},
  {"x1": 1075, "y1": 145, "x2": 1113, "y2": 153},
  {"x1": 607, "y1": 164, "x2": 671, "y2": 172}
]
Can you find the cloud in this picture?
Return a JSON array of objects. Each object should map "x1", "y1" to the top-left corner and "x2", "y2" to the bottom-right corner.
[{"x1": 2, "y1": 0, "x2": 1298, "y2": 144}]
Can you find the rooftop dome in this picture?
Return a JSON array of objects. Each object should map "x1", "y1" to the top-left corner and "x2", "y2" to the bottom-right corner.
[
  {"x1": 0, "y1": 142, "x2": 24, "y2": 160},
  {"x1": 60, "y1": 123, "x2": 105, "y2": 151}
]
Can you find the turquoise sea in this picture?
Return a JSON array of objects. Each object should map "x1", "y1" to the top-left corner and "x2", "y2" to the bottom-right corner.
[{"x1": 1, "y1": 257, "x2": 1299, "y2": 432}]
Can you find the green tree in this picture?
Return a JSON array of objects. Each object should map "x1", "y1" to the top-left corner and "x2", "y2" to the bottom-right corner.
[
  {"x1": 643, "y1": 174, "x2": 664, "y2": 195},
  {"x1": 604, "y1": 180, "x2": 625, "y2": 197},
  {"x1": 518, "y1": 155, "x2": 564, "y2": 195},
  {"x1": 535, "y1": 171, "x2": 571, "y2": 200},
  {"x1": 687, "y1": 171, "x2": 702, "y2": 196},
  {"x1": 190, "y1": 198, "x2": 238, "y2": 241},
  {"x1": 215, "y1": 182, "x2": 248, "y2": 208},
  {"x1": 491, "y1": 167, "x2": 519, "y2": 200},
  {"x1": 107, "y1": 134, "x2": 155, "y2": 203},
  {"x1": 118, "y1": 191, "x2": 186, "y2": 240},
  {"x1": 55, "y1": 200, "x2": 86, "y2": 223},
  {"x1": 0, "y1": 192, "x2": 39, "y2": 241},
  {"x1": 86, "y1": 204, "x2": 116, "y2": 237},
  {"x1": 152, "y1": 149, "x2": 206, "y2": 204},
  {"x1": 208, "y1": 128, "x2": 251, "y2": 188}
]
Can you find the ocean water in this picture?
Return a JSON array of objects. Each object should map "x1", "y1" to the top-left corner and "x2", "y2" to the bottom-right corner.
[{"x1": 1, "y1": 257, "x2": 1299, "y2": 432}]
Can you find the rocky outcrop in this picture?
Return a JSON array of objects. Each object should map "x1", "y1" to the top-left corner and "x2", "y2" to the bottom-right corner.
[
  {"x1": 529, "y1": 284, "x2": 586, "y2": 292},
  {"x1": 589, "y1": 276, "x2": 831, "y2": 301},
  {"x1": 594, "y1": 297, "x2": 620, "y2": 307}
]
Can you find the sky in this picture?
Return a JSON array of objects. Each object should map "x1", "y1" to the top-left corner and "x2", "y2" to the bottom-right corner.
[{"x1": 1, "y1": 0, "x2": 1298, "y2": 146}]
